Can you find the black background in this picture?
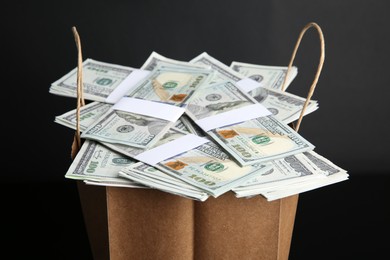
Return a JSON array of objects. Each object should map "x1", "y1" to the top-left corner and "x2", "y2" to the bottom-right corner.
[{"x1": 3, "y1": 0, "x2": 390, "y2": 259}]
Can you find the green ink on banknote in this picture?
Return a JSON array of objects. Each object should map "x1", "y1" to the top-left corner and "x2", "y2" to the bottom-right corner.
[
  {"x1": 204, "y1": 162, "x2": 224, "y2": 172},
  {"x1": 96, "y1": 78, "x2": 113, "y2": 85},
  {"x1": 162, "y1": 81, "x2": 178, "y2": 88},
  {"x1": 251, "y1": 134, "x2": 271, "y2": 145}
]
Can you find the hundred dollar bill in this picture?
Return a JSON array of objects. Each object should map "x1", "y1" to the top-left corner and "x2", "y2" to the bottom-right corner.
[
  {"x1": 65, "y1": 139, "x2": 144, "y2": 187},
  {"x1": 50, "y1": 58, "x2": 142, "y2": 102},
  {"x1": 185, "y1": 81, "x2": 315, "y2": 166},
  {"x1": 179, "y1": 114, "x2": 206, "y2": 136},
  {"x1": 141, "y1": 51, "x2": 210, "y2": 71},
  {"x1": 232, "y1": 152, "x2": 327, "y2": 196},
  {"x1": 234, "y1": 150, "x2": 348, "y2": 200},
  {"x1": 101, "y1": 127, "x2": 188, "y2": 160},
  {"x1": 152, "y1": 140, "x2": 272, "y2": 197},
  {"x1": 80, "y1": 107, "x2": 174, "y2": 149},
  {"x1": 207, "y1": 116, "x2": 315, "y2": 166},
  {"x1": 55, "y1": 101, "x2": 112, "y2": 131},
  {"x1": 299, "y1": 150, "x2": 349, "y2": 177},
  {"x1": 230, "y1": 61, "x2": 298, "y2": 91},
  {"x1": 119, "y1": 162, "x2": 210, "y2": 201},
  {"x1": 127, "y1": 62, "x2": 212, "y2": 105},
  {"x1": 173, "y1": 116, "x2": 192, "y2": 134},
  {"x1": 55, "y1": 101, "x2": 188, "y2": 136},
  {"x1": 190, "y1": 52, "x2": 244, "y2": 84},
  {"x1": 262, "y1": 169, "x2": 349, "y2": 201},
  {"x1": 185, "y1": 80, "x2": 257, "y2": 120},
  {"x1": 245, "y1": 86, "x2": 318, "y2": 124},
  {"x1": 83, "y1": 179, "x2": 150, "y2": 189}
]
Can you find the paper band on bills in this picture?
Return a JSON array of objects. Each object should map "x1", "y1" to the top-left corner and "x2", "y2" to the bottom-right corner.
[
  {"x1": 105, "y1": 69, "x2": 151, "y2": 103},
  {"x1": 135, "y1": 134, "x2": 209, "y2": 165},
  {"x1": 236, "y1": 78, "x2": 264, "y2": 93},
  {"x1": 112, "y1": 97, "x2": 185, "y2": 122},
  {"x1": 195, "y1": 103, "x2": 271, "y2": 132}
]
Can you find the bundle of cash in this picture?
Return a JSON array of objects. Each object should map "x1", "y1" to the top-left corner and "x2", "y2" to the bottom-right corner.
[
  {"x1": 232, "y1": 150, "x2": 349, "y2": 200},
  {"x1": 51, "y1": 50, "x2": 348, "y2": 201},
  {"x1": 184, "y1": 80, "x2": 315, "y2": 166}
]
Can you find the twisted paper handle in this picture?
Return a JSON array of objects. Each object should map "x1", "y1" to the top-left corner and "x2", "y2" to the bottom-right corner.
[
  {"x1": 280, "y1": 22, "x2": 325, "y2": 132},
  {"x1": 71, "y1": 26, "x2": 86, "y2": 160}
]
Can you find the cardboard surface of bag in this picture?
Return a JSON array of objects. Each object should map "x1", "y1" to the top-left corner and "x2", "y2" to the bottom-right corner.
[{"x1": 77, "y1": 181, "x2": 298, "y2": 260}]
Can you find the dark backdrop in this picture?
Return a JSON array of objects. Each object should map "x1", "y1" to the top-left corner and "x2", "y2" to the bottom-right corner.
[{"x1": 3, "y1": 0, "x2": 389, "y2": 259}]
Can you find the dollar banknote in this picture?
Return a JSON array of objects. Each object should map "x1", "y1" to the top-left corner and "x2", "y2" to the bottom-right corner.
[
  {"x1": 80, "y1": 107, "x2": 174, "y2": 149},
  {"x1": 126, "y1": 62, "x2": 213, "y2": 105},
  {"x1": 178, "y1": 114, "x2": 206, "y2": 136},
  {"x1": 141, "y1": 51, "x2": 210, "y2": 71},
  {"x1": 300, "y1": 150, "x2": 348, "y2": 176},
  {"x1": 262, "y1": 170, "x2": 349, "y2": 201},
  {"x1": 232, "y1": 152, "x2": 327, "y2": 196},
  {"x1": 55, "y1": 100, "x2": 188, "y2": 135},
  {"x1": 190, "y1": 52, "x2": 244, "y2": 84},
  {"x1": 244, "y1": 85, "x2": 318, "y2": 124},
  {"x1": 119, "y1": 162, "x2": 210, "y2": 201},
  {"x1": 101, "y1": 127, "x2": 189, "y2": 160},
  {"x1": 185, "y1": 80, "x2": 257, "y2": 120},
  {"x1": 50, "y1": 58, "x2": 143, "y2": 102},
  {"x1": 230, "y1": 61, "x2": 298, "y2": 91},
  {"x1": 55, "y1": 101, "x2": 112, "y2": 131},
  {"x1": 153, "y1": 140, "x2": 272, "y2": 197},
  {"x1": 234, "y1": 150, "x2": 348, "y2": 200},
  {"x1": 207, "y1": 116, "x2": 315, "y2": 166},
  {"x1": 65, "y1": 139, "x2": 144, "y2": 187}
]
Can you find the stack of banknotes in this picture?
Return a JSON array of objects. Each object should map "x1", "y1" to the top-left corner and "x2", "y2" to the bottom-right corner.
[{"x1": 51, "y1": 51, "x2": 348, "y2": 201}]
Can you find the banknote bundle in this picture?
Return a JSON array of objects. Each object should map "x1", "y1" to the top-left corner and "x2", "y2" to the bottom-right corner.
[{"x1": 52, "y1": 51, "x2": 348, "y2": 201}]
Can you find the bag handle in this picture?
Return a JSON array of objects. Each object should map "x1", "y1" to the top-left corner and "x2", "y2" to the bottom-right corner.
[
  {"x1": 71, "y1": 26, "x2": 85, "y2": 160},
  {"x1": 280, "y1": 22, "x2": 325, "y2": 132}
]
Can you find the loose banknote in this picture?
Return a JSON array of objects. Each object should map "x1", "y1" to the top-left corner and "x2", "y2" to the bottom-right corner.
[
  {"x1": 230, "y1": 61, "x2": 298, "y2": 91},
  {"x1": 185, "y1": 80, "x2": 315, "y2": 166}
]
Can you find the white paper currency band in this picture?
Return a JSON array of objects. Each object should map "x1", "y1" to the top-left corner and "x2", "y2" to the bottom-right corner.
[
  {"x1": 236, "y1": 78, "x2": 263, "y2": 93},
  {"x1": 105, "y1": 69, "x2": 151, "y2": 104},
  {"x1": 135, "y1": 134, "x2": 209, "y2": 165},
  {"x1": 195, "y1": 103, "x2": 271, "y2": 132},
  {"x1": 112, "y1": 97, "x2": 185, "y2": 122}
]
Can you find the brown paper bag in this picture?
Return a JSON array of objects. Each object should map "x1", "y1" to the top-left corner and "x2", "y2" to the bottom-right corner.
[
  {"x1": 72, "y1": 21, "x2": 325, "y2": 260},
  {"x1": 77, "y1": 181, "x2": 298, "y2": 260}
]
